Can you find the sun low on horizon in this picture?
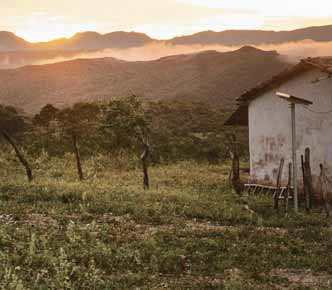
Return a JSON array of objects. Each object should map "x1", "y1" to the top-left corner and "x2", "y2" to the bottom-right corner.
[
  {"x1": 1, "y1": 0, "x2": 332, "y2": 42},
  {"x1": 15, "y1": 25, "x2": 99, "y2": 43}
]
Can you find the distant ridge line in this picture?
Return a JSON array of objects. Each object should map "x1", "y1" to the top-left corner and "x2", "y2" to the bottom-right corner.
[{"x1": 1, "y1": 24, "x2": 332, "y2": 51}]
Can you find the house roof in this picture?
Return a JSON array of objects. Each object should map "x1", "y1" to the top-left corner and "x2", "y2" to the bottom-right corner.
[
  {"x1": 224, "y1": 57, "x2": 332, "y2": 126},
  {"x1": 224, "y1": 105, "x2": 248, "y2": 126}
]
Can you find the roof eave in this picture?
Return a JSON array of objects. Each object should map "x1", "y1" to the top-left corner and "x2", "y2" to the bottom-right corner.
[{"x1": 223, "y1": 105, "x2": 248, "y2": 126}]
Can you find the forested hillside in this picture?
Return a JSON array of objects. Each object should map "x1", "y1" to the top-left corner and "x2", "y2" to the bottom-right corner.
[{"x1": 0, "y1": 47, "x2": 290, "y2": 112}]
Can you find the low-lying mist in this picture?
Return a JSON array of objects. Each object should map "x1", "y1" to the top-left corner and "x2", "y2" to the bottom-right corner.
[{"x1": 1, "y1": 40, "x2": 332, "y2": 69}]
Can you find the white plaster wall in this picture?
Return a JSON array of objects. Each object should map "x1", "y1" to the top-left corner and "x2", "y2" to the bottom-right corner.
[{"x1": 249, "y1": 69, "x2": 332, "y2": 187}]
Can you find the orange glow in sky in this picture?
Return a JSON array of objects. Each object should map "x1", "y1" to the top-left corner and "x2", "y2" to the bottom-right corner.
[{"x1": 1, "y1": 0, "x2": 332, "y2": 42}]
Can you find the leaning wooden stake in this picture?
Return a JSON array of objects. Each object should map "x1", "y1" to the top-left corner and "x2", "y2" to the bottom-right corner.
[
  {"x1": 72, "y1": 134, "x2": 84, "y2": 181},
  {"x1": 301, "y1": 155, "x2": 307, "y2": 212},
  {"x1": 284, "y1": 163, "x2": 292, "y2": 213},
  {"x1": 274, "y1": 158, "x2": 284, "y2": 211},
  {"x1": 2, "y1": 131, "x2": 33, "y2": 182},
  {"x1": 141, "y1": 140, "x2": 150, "y2": 190},
  {"x1": 226, "y1": 133, "x2": 243, "y2": 194},
  {"x1": 231, "y1": 150, "x2": 244, "y2": 194},
  {"x1": 304, "y1": 148, "x2": 314, "y2": 211},
  {"x1": 301, "y1": 155, "x2": 310, "y2": 213},
  {"x1": 319, "y1": 164, "x2": 331, "y2": 218}
]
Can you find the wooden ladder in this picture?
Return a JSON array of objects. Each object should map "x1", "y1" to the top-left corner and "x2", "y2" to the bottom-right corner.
[{"x1": 245, "y1": 184, "x2": 294, "y2": 200}]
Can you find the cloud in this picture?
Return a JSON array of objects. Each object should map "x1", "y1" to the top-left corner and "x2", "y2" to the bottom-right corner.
[
  {"x1": 53, "y1": 40, "x2": 332, "y2": 63},
  {"x1": 136, "y1": 12, "x2": 267, "y2": 40},
  {"x1": 2, "y1": 0, "x2": 332, "y2": 43},
  {"x1": 7, "y1": 13, "x2": 100, "y2": 42},
  {"x1": 1, "y1": 39, "x2": 331, "y2": 70},
  {"x1": 177, "y1": 0, "x2": 332, "y2": 18},
  {"x1": 1, "y1": 0, "x2": 231, "y2": 41},
  {"x1": 255, "y1": 40, "x2": 332, "y2": 61}
]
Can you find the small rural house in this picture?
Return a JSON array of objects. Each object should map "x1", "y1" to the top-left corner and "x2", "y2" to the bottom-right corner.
[{"x1": 225, "y1": 57, "x2": 332, "y2": 189}]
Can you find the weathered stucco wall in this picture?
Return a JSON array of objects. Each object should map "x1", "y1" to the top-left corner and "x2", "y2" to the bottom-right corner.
[{"x1": 249, "y1": 68, "x2": 332, "y2": 187}]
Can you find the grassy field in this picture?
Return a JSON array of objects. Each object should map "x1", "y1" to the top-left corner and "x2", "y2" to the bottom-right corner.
[{"x1": 0, "y1": 153, "x2": 332, "y2": 289}]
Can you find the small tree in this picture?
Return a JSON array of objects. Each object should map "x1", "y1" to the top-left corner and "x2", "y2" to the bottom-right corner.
[
  {"x1": 33, "y1": 104, "x2": 61, "y2": 156},
  {"x1": 102, "y1": 96, "x2": 151, "y2": 189},
  {"x1": 33, "y1": 104, "x2": 59, "y2": 128},
  {"x1": 57, "y1": 103, "x2": 101, "y2": 181},
  {"x1": 0, "y1": 105, "x2": 33, "y2": 181}
]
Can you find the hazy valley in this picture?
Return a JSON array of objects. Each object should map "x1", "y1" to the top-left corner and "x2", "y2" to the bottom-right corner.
[{"x1": 0, "y1": 46, "x2": 290, "y2": 112}]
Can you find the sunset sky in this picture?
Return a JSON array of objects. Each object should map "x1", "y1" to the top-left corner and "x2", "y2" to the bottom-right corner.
[{"x1": 1, "y1": 0, "x2": 332, "y2": 42}]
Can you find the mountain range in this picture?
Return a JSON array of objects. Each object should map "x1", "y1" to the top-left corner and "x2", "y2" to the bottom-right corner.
[
  {"x1": 0, "y1": 31, "x2": 154, "y2": 51},
  {"x1": 1, "y1": 25, "x2": 332, "y2": 52},
  {"x1": 0, "y1": 46, "x2": 290, "y2": 112}
]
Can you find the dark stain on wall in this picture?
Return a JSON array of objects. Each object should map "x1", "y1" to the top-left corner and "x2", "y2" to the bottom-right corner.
[{"x1": 253, "y1": 134, "x2": 288, "y2": 184}]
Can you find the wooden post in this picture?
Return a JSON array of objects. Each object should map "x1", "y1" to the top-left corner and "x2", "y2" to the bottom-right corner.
[
  {"x1": 304, "y1": 148, "x2": 313, "y2": 210},
  {"x1": 233, "y1": 134, "x2": 243, "y2": 194},
  {"x1": 226, "y1": 133, "x2": 243, "y2": 194},
  {"x1": 2, "y1": 131, "x2": 33, "y2": 182},
  {"x1": 231, "y1": 149, "x2": 244, "y2": 195},
  {"x1": 232, "y1": 150, "x2": 240, "y2": 188},
  {"x1": 141, "y1": 141, "x2": 150, "y2": 190},
  {"x1": 301, "y1": 155, "x2": 307, "y2": 211},
  {"x1": 319, "y1": 164, "x2": 331, "y2": 218},
  {"x1": 290, "y1": 102, "x2": 299, "y2": 212},
  {"x1": 301, "y1": 148, "x2": 314, "y2": 213},
  {"x1": 72, "y1": 134, "x2": 84, "y2": 181},
  {"x1": 284, "y1": 163, "x2": 292, "y2": 213},
  {"x1": 274, "y1": 158, "x2": 284, "y2": 211}
]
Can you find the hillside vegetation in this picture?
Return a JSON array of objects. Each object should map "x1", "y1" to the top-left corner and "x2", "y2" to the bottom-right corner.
[{"x1": 0, "y1": 97, "x2": 248, "y2": 183}]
